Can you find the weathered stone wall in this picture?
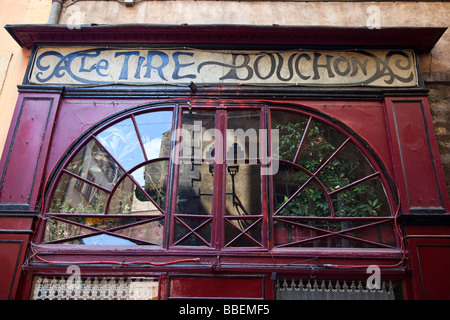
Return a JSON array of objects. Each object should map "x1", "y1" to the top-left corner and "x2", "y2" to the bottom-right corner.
[{"x1": 424, "y1": 73, "x2": 450, "y2": 199}]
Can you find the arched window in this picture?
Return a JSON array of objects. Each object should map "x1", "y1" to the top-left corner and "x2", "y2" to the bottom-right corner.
[
  {"x1": 271, "y1": 109, "x2": 397, "y2": 248},
  {"x1": 44, "y1": 107, "x2": 173, "y2": 246},
  {"x1": 40, "y1": 102, "x2": 399, "y2": 250}
]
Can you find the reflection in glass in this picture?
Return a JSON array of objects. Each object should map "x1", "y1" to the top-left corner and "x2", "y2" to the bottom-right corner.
[
  {"x1": 316, "y1": 142, "x2": 375, "y2": 192},
  {"x1": 225, "y1": 164, "x2": 261, "y2": 216},
  {"x1": 225, "y1": 219, "x2": 262, "y2": 247},
  {"x1": 72, "y1": 234, "x2": 138, "y2": 245},
  {"x1": 108, "y1": 161, "x2": 169, "y2": 214},
  {"x1": 108, "y1": 176, "x2": 159, "y2": 215},
  {"x1": 272, "y1": 163, "x2": 310, "y2": 212},
  {"x1": 174, "y1": 217, "x2": 212, "y2": 246},
  {"x1": 49, "y1": 173, "x2": 109, "y2": 214},
  {"x1": 176, "y1": 161, "x2": 213, "y2": 215},
  {"x1": 97, "y1": 118, "x2": 145, "y2": 171},
  {"x1": 46, "y1": 109, "x2": 176, "y2": 246},
  {"x1": 45, "y1": 106, "x2": 396, "y2": 249},
  {"x1": 65, "y1": 139, "x2": 124, "y2": 190},
  {"x1": 224, "y1": 164, "x2": 262, "y2": 247},
  {"x1": 140, "y1": 161, "x2": 169, "y2": 210},
  {"x1": 180, "y1": 110, "x2": 216, "y2": 159},
  {"x1": 63, "y1": 216, "x2": 145, "y2": 230},
  {"x1": 44, "y1": 218, "x2": 93, "y2": 242},
  {"x1": 331, "y1": 177, "x2": 390, "y2": 217},
  {"x1": 271, "y1": 111, "x2": 310, "y2": 161},
  {"x1": 43, "y1": 215, "x2": 164, "y2": 245},
  {"x1": 276, "y1": 178, "x2": 330, "y2": 217},
  {"x1": 274, "y1": 220, "x2": 396, "y2": 248},
  {"x1": 114, "y1": 220, "x2": 164, "y2": 245},
  {"x1": 226, "y1": 110, "x2": 260, "y2": 161},
  {"x1": 296, "y1": 120, "x2": 347, "y2": 173},
  {"x1": 135, "y1": 111, "x2": 173, "y2": 159}
]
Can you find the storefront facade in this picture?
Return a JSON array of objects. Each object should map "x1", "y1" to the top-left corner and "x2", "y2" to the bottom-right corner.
[{"x1": 0, "y1": 24, "x2": 449, "y2": 300}]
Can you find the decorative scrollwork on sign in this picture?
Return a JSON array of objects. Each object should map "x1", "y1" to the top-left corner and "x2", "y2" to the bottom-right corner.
[
  {"x1": 35, "y1": 49, "x2": 110, "y2": 84},
  {"x1": 30, "y1": 47, "x2": 418, "y2": 87},
  {"x1": 355, "y1": 50, "x2": 415, "y2": 85}
]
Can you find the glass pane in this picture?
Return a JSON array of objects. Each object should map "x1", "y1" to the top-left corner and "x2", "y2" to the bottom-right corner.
[
  {"x1": 174, "y1": 217, "x2": 211, "y2": 246},
  {"x1": 225, "y1": 164, "x2": 261, "y2": 216},
  {"x1": 341, "y1": 220, "x2": 397, "y2": 247},
  {"x1": 271, "y1": 111, "x2": 310, "y2": 161},
  {"x1": 63, "y1": 216, "x2": 149, "y2": 230},
  {"x1": 224, "y1": 219, "x2": 262, "y2": 247},
  {"x1": 43, "y1": 218, "x2": 93, "y2": 242},
  {"x1": 180, "y1": 110, "x2": 216, "y2": 159},
  {"x1": 49, "y1": 173, "x2": 108, "y2": 214},
  {"x1": 135, "y1": 111, "x2": 173, "y2": 159},
  {"x1": 226, "y1": 110, "x2": 260, "y2": 161},
  {"x1": 272, "y1": 163, "x2": 310, "y2": 213},
  {"x1": 176, "y1": 161, "x2": 213, "y2": 215},
  {"x1": 274, "y1": 220, "x2": 395, "y2": 248},
  {"x1": 108, "y1": 175, "x2": 155, "y2": 214},
  {"x1": 276, "y1": 178, "x2": 330, "y2": 217},
  {"x1": 65, "y1": 139, "x2": 124, "y2": 190},
  {"x1": 273, "y1": 221, "x2": 317, "y2": 247},
  {"x1": 296, "y1": 119, "x2": 347, "y2": 173},
  {"x1": 72, "y1": 234, "x2": 139, "y2": 245},
  {"x1": 331, "y1": 177, "x2": 391, "y2": 217},
  {"x1": 316, "y1": 142, "x2": 375, "y2": 192},
  {"x1": 97, "y1": 118, "x2": 145, "y2": 171},
  {"x1": 45, "y1": 217, "x2": 164, "y2": 246},
  {"x1": 139, "y1": 161, "x2": 169, "y2": 210},
  {"x1": 113, "y1": 220, "x2": 164, "y2": 245},
  {"x1": 108, "y1": 161, "x2": 169, "y2": 214}
]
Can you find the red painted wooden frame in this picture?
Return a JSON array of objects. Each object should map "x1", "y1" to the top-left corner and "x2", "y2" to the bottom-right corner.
[{"x1": 28, "y1": 99, "x2": 402, "y2": 262}]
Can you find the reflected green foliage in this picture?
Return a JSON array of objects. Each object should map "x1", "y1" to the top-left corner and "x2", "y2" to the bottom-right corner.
[{"x1": 274, "y1": 114, "x2": 386, "y2": 218}]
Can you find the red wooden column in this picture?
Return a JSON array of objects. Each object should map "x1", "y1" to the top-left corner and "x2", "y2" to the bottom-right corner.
[
  {"x1": 384, "y1": 96, "x2": 450, "y2": 214},
  {"x1": 0, "y1": 91, "x2": 61, "y2": 299},
  {"x1": 384, "y1": 96, "x2": 450, "y2": 299}
]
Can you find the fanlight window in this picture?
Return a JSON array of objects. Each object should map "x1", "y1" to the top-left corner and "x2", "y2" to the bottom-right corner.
[
  {"x1": 271, "y1": 111, "x2": 396, "y2": 248},
  {"x1": 45, "y1": 110, "x2": 173, "y2": 246},
  {"x1": 42, "y1": 103, "x2": 398, "y2": 250}
]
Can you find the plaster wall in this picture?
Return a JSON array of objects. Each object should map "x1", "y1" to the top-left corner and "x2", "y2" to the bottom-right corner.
[
  {"x1": 0, "y1": 0, "x2": 51, "y2": 159},
  {"x1": 58, "y1": 1, "x2": 449, "y2": 72}
]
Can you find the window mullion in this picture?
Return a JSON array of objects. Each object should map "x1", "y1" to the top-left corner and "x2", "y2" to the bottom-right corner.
[
  {"x1": 214, "y1": 108, "x2": 227, "y2": 250},
  {"x1": 131, "y1": 114, "x2": 149, "y2": 162},
  {"x1": 293, "y1": 115, "x2": 313, "y2": 164},
  {"x1": 261, "y1": 105, "x2": 270, "y2": 249},
  {"x1": 167, "y1": 104, "x2": 182, "y2": 249}
]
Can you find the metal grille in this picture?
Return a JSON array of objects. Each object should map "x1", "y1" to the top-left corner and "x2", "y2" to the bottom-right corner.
[
  {"x1": 276, "y1": 279, "x2": 396, "y2": 300},
  {"x1": 31, "y1": 276, "x2": 158, "y2": 300}
]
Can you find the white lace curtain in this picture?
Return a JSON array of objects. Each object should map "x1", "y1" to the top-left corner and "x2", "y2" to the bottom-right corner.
[{"x1": 31, "y1": 276, "x2": 159, "y2": 300}]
